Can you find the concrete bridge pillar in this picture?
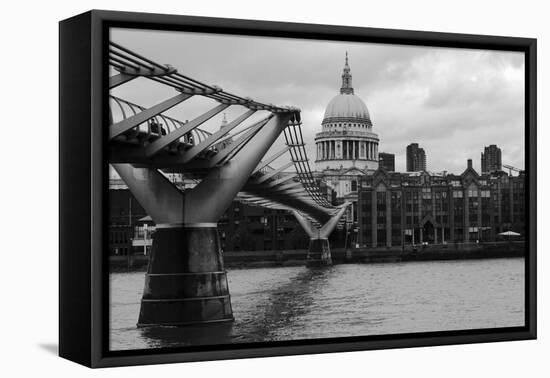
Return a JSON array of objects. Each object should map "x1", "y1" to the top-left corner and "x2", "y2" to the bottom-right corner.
[
  {"x1": 138, "y1": 225, "x2": 232, "y2": 326},
  {"x1": 306, "y1": 238, "x2": 332, "y2": 267}
]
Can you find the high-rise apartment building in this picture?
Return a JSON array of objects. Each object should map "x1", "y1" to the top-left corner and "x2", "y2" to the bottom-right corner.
[
  {"x1": 406, "y1": 143, "x2": 427, "y2": 172},
  {"x1": 481, "y1": 144, "x2": 502, "y2": 173}
]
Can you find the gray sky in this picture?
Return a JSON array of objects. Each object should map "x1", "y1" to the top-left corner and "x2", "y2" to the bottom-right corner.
[{"x1": 111, "y1": 28, "x2": 525, "y2": 174}]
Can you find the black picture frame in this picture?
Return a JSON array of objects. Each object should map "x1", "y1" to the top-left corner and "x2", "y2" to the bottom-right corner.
[{"x1": 59, "y1": 9, "x2": 537, "y2": 368}]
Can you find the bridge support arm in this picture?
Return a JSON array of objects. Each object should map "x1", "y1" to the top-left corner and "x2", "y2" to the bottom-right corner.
[
  {"x1": 319, "y1": 203, "x2": 351, "y2": 239},
  {"x1": 292, "y1": 211, "x2": 318, "y2": 239},
  {"x1": 110, "y1": 72, "x2": 137, "y2": 89},
  {"x1": 184, "y1": 113, "x2": 292, "y2": 223},
  {"x1": 112, "y1": 164, "x2": 184, "y2": 224}
]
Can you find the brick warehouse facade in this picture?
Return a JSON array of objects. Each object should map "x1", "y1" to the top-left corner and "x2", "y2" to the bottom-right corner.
[{"x1": 357, "y1": 159, "x2": 525, "y2": 247}]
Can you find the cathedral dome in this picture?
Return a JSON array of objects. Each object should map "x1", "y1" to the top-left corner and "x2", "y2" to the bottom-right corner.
[
  {"x1": 321, "y1": 52, "x2": 372, "y2": 127},
  {"x1": 323, "y1": 93, "x2": 371, "y2": 123}
]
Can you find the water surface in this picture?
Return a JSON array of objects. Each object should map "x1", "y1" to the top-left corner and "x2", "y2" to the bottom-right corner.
[{"x1": 110, "y1": 258, "x2": 524, "y2": 351}]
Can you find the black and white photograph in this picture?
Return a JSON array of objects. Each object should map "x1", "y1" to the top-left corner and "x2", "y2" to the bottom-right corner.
[{"x1": 107, "y1": 26, "x2": 528, "y2": 353}]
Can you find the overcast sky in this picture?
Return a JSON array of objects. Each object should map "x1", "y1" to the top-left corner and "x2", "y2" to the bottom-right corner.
[{"x1": 111, "y1": 28, "x2": 525, "y2": 175}]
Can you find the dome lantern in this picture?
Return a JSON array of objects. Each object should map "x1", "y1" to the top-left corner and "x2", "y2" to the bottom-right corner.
[{"x1": 340, "y1": 51, "x2": 354, "y2": 95}]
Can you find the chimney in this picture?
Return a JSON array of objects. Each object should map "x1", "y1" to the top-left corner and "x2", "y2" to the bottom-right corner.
[{"x1": 467, "y1": 159, "x2": 473, "y2": 169}]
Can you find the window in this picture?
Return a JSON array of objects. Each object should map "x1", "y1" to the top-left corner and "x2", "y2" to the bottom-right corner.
[
  {"x1": 453, "y1": 190, "x2": 463, "y2": 198},
  {"x1": 451, "y1": 180, "x2": 461, "y2": 187},
  {"x1": 481, "y1": 190, "x2": 490, "y2": 198},
  {"x1": 468, "y1": 189, "x2": 478, "y2": 197},
  {"x1": 422, "y1": 193, "x2": 432, "y2": 200},
  {"x1": 421, "y1": 187, "x2": 431, "y2": 199}
]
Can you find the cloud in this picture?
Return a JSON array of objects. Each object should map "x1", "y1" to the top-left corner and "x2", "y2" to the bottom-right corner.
[{"x1": 110, "y1": 28, "x2": 525, "y2": 175}]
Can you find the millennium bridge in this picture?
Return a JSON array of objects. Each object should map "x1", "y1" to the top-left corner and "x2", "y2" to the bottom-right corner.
[{"x1": 108, "y1": 42, "x2": 350, "y2": 327}]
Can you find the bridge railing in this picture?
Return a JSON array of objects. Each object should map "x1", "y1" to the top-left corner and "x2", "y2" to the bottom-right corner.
[
  {"x1": 110, "y1": 41, "x2": 293, "y2": 113},
  {"x1": 284, "y1": 122, "x2": 332, "y2": 208},
  {"x1": 109, "y1": 96, "x2": 213, "y2": 145}
]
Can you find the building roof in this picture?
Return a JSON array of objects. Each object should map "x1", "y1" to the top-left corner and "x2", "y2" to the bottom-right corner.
[{"x1": 323, "y1": 93, "x2": 371, "y2": 122}]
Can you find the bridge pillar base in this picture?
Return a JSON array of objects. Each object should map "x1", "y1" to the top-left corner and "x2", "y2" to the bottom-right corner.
[
  {"x1": 137, "y1": 225, "x2": 233, "y2": 327},
  {"x1": 306, "y1": 238, "x2": 332, "y2": 267}
]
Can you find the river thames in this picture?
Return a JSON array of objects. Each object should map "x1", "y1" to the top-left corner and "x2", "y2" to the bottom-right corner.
[{"x1": 109, "y1": 258, "x2": 524, "y2": 351}]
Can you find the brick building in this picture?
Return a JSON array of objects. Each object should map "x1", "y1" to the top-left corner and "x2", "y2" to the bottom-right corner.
[
  {"x1": 108, "y1": 183, "x2": 147, "y2": 256},
  {"x1": 357, "y1": 159, "x2": 525, "y2": 247}
]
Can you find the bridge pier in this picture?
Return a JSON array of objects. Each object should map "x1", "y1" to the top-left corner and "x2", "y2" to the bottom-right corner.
[
  {"x1": 293, "y1": 204, "x2": 350, "y2": 267},
  {"x1": 306, "y1": 238, "x2": 332, "y2": 267},
  {"x1": 138, "y1": 225, "x2": 233, "y2": 327}
]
